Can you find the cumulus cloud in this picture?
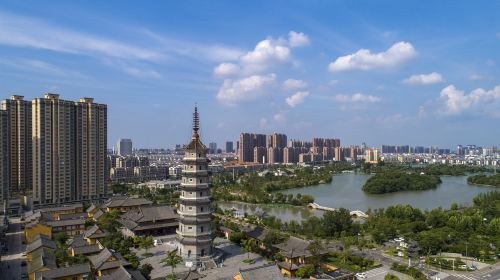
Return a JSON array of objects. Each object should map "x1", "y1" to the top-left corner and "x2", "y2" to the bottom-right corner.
[
  {"x1": 332, "y1": 93, "x2": 381, "y2": 103},
  {"x1": 283, "y1": 79, "x2": 307, "y2": 90},
  {"x1": 439, "y1": 84, "x2": 500, "y2": 115},
  {"x1": 213, "y1": 31, "x2": 310, "y2": 77},
  {"x1": 213, "y1": 63, "x2": 240, "y2": 77},
  {"x1": 328, "y1": 41, "x2": 416, "y2": 72},
  {"x1": 286, "y1": 91, "x2": 309, "y2": 108},
  {"x1": 288, "y1": 31, "x2": 310, "y2": 47},
  {"x1": 216, "y1": 74, "x2": 276, "y2": 106},
  {"x1": 402, "y1": 72, "x2": 443, "y2": 85}
]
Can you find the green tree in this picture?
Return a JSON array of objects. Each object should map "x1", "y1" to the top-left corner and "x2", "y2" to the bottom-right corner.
[
  {"x1": 241, "y1": 239, "x2": 254, "y2": 260},
  {"x1": 161, "y1": 249, "x2": 183, "y2": 280},
  {"x1": 140, "y1": 236, "x2": 155, "y2": 254},
  {"x1": 384, "y1": 274, "x2": 399, "y2": 280},
  {"x1": 54, "y1": 232, "x2": 69, "y2": 246},
  {"x1": 295, "y1": 264, "x2": 315, "y2": 278},
  {"x1": 139, "y1": 263, "x2": 153, "y2": 280}
]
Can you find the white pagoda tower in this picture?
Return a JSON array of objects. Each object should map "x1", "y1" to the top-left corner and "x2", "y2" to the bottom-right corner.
[{"x1": 177, "y1": 106, "x2": 214, "y2": 266}]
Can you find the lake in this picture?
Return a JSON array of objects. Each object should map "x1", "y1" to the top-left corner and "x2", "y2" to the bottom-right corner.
[{"x1": 218, "y1": 173, "x2": 497, "y2": 222}]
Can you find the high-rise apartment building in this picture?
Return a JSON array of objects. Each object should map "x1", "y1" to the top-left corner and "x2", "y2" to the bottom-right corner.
[
  {"x1": 117, "y1": 138, "x2": 133, "y2": 156},
  {"x1": 177, "y1": 107, "x2": 214, "y2": 264},
  {"x1": 225, "y1": 141, "x2": 234, "y2": 153},
  {"x1": 32, "y1": 94, "x2": 107, "y2": 205},
  {"x1": 365, "y1": 148, "x2": 379, "y2": 164},
  {"x1": 0, "y1": 110, "x2": 9, "y2": 201},
  {"x1": 75, "y1": 98, "x2": 108, "y2": 201},
  {"x1": 270, "y1": 133, "x2": 287, "y2": 149},
  {"x1": 238, "y1": 133, "x2": 266, "y2": 163},
  {"x1": 1, "y1": 95, "x2": 32, "y2": 198},
  {"x1": 253, "y1": 147, "x2": 267, "y2": 163}
]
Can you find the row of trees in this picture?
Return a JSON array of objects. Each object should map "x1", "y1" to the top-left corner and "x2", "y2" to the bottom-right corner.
[
  {"x1": 363, "y1": 163, "x2": 488, "y2": 176},
  {"x1": 363, "y1": 191, "x2": 500, "y2": 260}
]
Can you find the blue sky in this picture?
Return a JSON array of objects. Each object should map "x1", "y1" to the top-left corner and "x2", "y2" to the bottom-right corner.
[{"x1": 0, "y1": 1, "x2": 499, "y2": 149}]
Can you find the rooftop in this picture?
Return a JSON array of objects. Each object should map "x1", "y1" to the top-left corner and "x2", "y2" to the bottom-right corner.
[
  {"x1": 34, "y1": 264, "x2": 91, "y2": 280},
  {"x1": 238, "y1": 263, "x2": 285, "y2": 280}
]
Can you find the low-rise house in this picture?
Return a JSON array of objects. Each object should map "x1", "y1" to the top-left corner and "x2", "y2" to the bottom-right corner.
[
  {"x1": 33, "y1": 203, "x2": 84, "y2": 220},
  {"x1": 233, "y1": 263, "x2": 285, "y2": 280},
  {"x1": 93, "y1": 209, "x2": 105, "y2": 221},
  {"x1": 26, "y1": 234, "x2": 57, "y2": 262},
  {"x1": 88, "y1": 248, "x2": 130, "y2": 276},
  {"x1": 83, "y1": 225, "x2": 109, "y2": 244},
  {"x1": 119, "y1": 205, "x2": 178, "y2": 237},
  {"x1": 97, "y1": 266, "x2": 146, "y2": 280},
  {"x1": 25, "y1": 221, "x2": 52, "y2": 243},
  {"x1": 274, "y1": 236, "x2": 327, "y2": 278},
  {"x1": 33, "y1": 264, "x2": 92, "y2": 280},
  {"x1": 28, "y1": 247, "x2": 57, "y2": 280},
  {"x1": 46, "y1": 218, "x2": 86, "y2": 237},
  {"x1": 245, "y1": 226, "x2": 270, "y2": 249},
  {"x1": 71, "y1": 243, "x2": 103, "y2": 256},
  {"x1": 103, "y1": 196, "x2": 153, "y2": 212}
]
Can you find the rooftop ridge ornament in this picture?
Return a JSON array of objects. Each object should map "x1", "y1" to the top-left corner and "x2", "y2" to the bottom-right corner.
[{"x1": 192, "y1": 105, "x2": 199, "y2": 139}]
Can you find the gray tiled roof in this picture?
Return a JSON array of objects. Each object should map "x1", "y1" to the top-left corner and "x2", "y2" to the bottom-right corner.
[
  {"x1": 59, "y1": 212, "x2": 88, "y2": 220},
  {"x1": 97, "y1": 266, "x2": 146, "y2": 280},
  {"x1": 119, "y1": 205, "x2": 178, "y2": 230},
  {"x1": 89, "y1": 248, "x2": 130, "y2": 270},
  {"x1": 72, "y1": 244, "x2": 102, "y2": 255},
  {"x1": 46, "y1": 218, "x2": 86, "y2": 227},
  {"x1": 239, "y1": 263, "x2": 285, "y2": 280},
  {"x1": 273, "y1": 236, "x2": 327, "y2": 258},
  {"x1": 26, "y1": 234, "x2": 56, "y2": 253},
  {"x1": 83, "y1": 225, "x2": 108, "y2": 239},
  {"x1": 68, "y1": 235, "x2": 88, "y2": 248},
  {"x1": 245, "y1": 226, "x2": 269, "y2": 241},
  {"x1": 104, "y1": 196, "x2": 152, "y2": 208},
  {"x1": 34, "y1": 264, "x2": 91, "y2": 280},
  {"x1": 28, "y1": 247, "x2": 57, "y2": 274}
]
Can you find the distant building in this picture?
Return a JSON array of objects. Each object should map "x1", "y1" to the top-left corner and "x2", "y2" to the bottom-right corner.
[
  {"x1": 254, "y1": 146, "x2": 267, "y2": 163},
  {"x1": 225, "y1": 141, "x2": 234, "y2": 153},
  {"x1": 117, "y1": 138, "x2": 133, "y2": 156},
  {"x1": 239, "y1": 133, "x2": 266, "y2": 163},
  {"x1": 365, "y1": 148, "x2": 380, "y2": 164},
  {"x1": 209, "y1": 142, "x2": 217, "y2": 154}
]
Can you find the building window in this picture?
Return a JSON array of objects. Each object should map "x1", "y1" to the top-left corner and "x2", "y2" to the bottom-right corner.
[
  {"x1": 188, "y1": 250, "x2": 191, "y2": 257},
  {"x1": 188, "y1": 207, "x2": 192, "y2": 210},
  {"x1": 201, "y1": 249, "x2": 205, "y2": 256},
  {"x1": 201, "y1": 207, "x2": 204, "y2": 212},
  {"x1": 200, "y1": 226, "x2": 204, "y2": 232}
]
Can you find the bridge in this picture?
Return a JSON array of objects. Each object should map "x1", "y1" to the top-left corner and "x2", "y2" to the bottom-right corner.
[{"x1": 308, "y1": 203, "x2": 369, "y2": 218}]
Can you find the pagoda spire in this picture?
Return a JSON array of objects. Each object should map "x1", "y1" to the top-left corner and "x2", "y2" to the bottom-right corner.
[{"x1": 192, "y1": 105, "x2": 200, "y2": 139}]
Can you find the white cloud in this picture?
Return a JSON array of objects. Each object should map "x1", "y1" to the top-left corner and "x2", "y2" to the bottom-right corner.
[
  {"x1": 213, "y1": 63, "x2": 240, "y2": 77},
  {"x1": 213, "y1": 31, "x2": 310, "y2": 77},
  {"x1": 0, "y1": 11, "x2": 164, "y2": 61},
  {"x1": 288, "y1": 31, "x2": 310, "y2": 47},
  {"x1": 439, "y1": 84, "x2": 500, "y2": 115},
  {"x1": 216, "y1": 74, "x2": 276, "y2": 106},
  {"x1": 332, "y1": 93, "x2": 381, "y2": 103},
  {"x1": 402, "y1": 72, "x2": 443, "y2": 85},
  {"x1": 0, "y1": 57, "x2": 85, "y2": 78},
  {"x1": 283, "y1": 79, "x2": 307, "y2": 90},
  {"x1": 328, "y1": 41, "x2": 416, "y2": 72},
  {"x1": 286, "y1": 91, "x2": 309, "y2": 108}
]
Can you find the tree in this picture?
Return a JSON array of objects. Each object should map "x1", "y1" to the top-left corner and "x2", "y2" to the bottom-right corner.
[
  {"x1": 295, "y1": 264, "x2": 315, "y2": 278},
  {"x1": 241, "y1": 239, "x2": 254, "y2": 260},
  {"x1": 140, "y1": 263, "x2": 153, "y2": 280},
  {"x1": 161, "y1": 249, "x2": 183, "y2": 280},
  {"x1": 140, "y1": 236, "x2": 154, "y2": 254},
  {"x1": 307, "y1": 239, "x2": 323, "y2": 269},
  {"x1": 54, "y1": 232, "x2": 69, "y2": 247},
  {"x1": 384, "y1": 274, "x2": 399, "y2": 280}
]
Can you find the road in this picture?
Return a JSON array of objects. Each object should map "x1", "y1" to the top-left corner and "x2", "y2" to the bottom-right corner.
[
  {"x1": 0, "y1": 218, "x2": 25, "y2": 280},
  {"x1": 444, "y1": 263, "x2": 500, "y2": 280}
]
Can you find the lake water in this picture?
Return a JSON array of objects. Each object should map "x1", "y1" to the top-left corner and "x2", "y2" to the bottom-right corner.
[{"x1": 218, "y1": 173, "x2": 497, "y2": 222}]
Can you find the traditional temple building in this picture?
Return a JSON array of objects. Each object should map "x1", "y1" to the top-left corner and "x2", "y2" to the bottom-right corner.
[{"x1": 177, "y1": 106, "x2": 214, "y2": 266}]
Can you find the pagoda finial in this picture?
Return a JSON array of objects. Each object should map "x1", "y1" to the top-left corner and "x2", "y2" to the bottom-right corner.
[{"x1": 192, "y1": 104, "x2": 199, "y2": 139}]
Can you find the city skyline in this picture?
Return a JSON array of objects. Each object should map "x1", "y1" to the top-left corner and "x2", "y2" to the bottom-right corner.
[{"x1": 1, "y1": 2, "x2": 500, "y2": 148}]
